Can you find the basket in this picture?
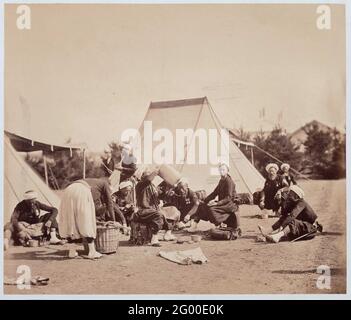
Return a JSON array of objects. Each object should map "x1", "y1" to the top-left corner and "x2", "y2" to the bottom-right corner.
[{"x1": 95, "y1": 226, "x2": 120, "y2": 254}]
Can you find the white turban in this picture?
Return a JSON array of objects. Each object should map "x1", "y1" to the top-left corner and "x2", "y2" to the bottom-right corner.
[
  {"x1": 265, "y1": 163, "x2": 279, "y2": 173},
  {"x1": 289, "y1": 185, "x2": 305, "y2": 199},
  {"x1": 119, "y1": 181, "x2": 133, "y2": 190},
  {"x1": 281, "y1": 163, "x2": 290, "y2": 171},
  {"x1": 121, "y1": 143, "x2": 132, "y2": 152},
  {"x1": 23, "y1": 190, "x2": 38, "y2": 201},
  {"x1": 177, "y1": 177, "x2": 189, "y2": 187},
  {"x1": 218, "y1": 162, "x2": 230, "y2": 171}
]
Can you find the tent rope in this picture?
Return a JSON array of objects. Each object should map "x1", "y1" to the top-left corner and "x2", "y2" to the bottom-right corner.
[
  {"x1": 253, "y1": 145, "x2": 310, "y2": 180},
  {"x1": 206, "y1": 102, "x2": 309, "y2": 180}
]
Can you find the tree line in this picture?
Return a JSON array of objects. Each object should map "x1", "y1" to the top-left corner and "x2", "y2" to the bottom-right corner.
[{"x1": 237, "y1": 123, "x2": 346, "y2": 180}]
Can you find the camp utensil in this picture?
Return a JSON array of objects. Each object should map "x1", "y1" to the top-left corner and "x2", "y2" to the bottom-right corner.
[
  {"x1": 191, "y1": 235, "x2": 202, "y2": 242},
  {"x1": 28, "y1": 239, "x2": 39, "y2": 247}
]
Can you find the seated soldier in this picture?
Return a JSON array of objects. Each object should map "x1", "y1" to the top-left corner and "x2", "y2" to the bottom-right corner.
[
  {"x1": 157, "y1": 180, "x2": 179, "y2": 207},
  {"x1": 280, "y1": 163, "x2": 297, "y2": 186},
  {"x1": 258, "y1": 185, "x2": 323, "y2": 243},
  {"x1": 258, "y1": 163, "x2": 289, "y2": 216},
  {"x1": 158, "y1": 179, "x2": 201, "y2": 229},
  {"x1": 133, "y1": 167, "x2": 178, "y2": 246},
  {"x1": 186, "y1": 163, "x2": 242, "y2": 235},
  {"x1": 113, "y1": 180, "x2": 135, "y2": 227},
  {"x1": 5, "y1": 190, "x2": 62, "y2": 247}
]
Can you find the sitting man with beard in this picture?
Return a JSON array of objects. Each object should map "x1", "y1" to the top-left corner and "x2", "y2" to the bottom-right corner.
[
  {"x1": 132, "y1": 167, "x2": 179, "y2": 246},
  {"x1": 5, "y1": 190, "x2": 62, "y2": 248},
  {"x1": 158, "y1": 178, "x2": 201, "y2": 230},
  {"x1": 258, "y1": 185, "x2": 323, "y2": 243},
  {"x1": 113, "y1": 180, "x2": 135, "y2": 228},
  {"x1": 258, "y1": 163, "x2": 289, "y2": 217}
]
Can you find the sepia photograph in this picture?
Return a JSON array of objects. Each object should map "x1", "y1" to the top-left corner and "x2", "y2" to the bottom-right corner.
[{"x1": 1, "y1": 1, "x2": 348, "y2": 297}]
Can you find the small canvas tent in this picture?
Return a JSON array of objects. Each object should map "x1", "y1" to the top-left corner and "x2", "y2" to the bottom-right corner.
[
  {"x1": 3, "y1": 131, "x2": 85, "y2": 222},
  {"x1": 137, "y1": 97, "x2": 264, "y2": 195}
]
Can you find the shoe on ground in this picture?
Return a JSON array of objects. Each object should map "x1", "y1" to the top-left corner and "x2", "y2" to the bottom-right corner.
[
  {"x1": 266, "y1": 233, "x2": 281, "y2": 243},
  {"x1": 85, "y1": 251, "x2": 102, "y2": 260},
  {"x1": 50, "y1": 239, "x2": 66, "y2": 245},
  {"x1": 151, "y1": 234, "x2": 161, "y2": 246}
]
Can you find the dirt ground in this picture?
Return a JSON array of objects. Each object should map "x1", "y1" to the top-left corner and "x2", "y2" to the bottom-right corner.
[{"x1": 3, "y1": 179, "x2": 346, "y2": 295}]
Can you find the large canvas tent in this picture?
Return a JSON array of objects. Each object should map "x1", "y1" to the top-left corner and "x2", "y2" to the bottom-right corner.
[
  {"x1": 3, "y1": 131, "x2": 84, "y2": 222},
  {"x1": 138, "y1": 97, "x2": 265, "y2": 195}
]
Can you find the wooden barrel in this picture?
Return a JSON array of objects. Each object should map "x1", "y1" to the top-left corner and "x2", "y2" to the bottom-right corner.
[
  {"x1": 95, "y1": 226, "x2": 119, "y2": 254},
  {"x1": 158, "y1": 164, "x2": 181, "y2": 186}
]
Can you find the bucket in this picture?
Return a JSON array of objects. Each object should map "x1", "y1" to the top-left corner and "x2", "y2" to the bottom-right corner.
[
  {"x1": 158, "y1": 164, "x2": 181, "y2": 186},
  {"x1": 28, "y1": 239, "x2": 39, "y2": 247},
  {"x1": 95, "y1": 226, "x2": 119, "y2": 254}
]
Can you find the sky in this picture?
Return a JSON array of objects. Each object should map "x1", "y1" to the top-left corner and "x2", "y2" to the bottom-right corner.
[{"x1": 4, "y1": 3, "x2": 346, "y2": 151}]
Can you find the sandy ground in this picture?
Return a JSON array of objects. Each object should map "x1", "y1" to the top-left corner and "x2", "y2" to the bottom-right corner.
[{"x1": 3, "y1": 179, "x2": 346, "y2": 295}]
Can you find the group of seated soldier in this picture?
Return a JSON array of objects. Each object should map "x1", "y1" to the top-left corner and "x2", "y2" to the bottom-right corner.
[{"x1": 4, "y1": 155, "x2": 323, "y2": 258}]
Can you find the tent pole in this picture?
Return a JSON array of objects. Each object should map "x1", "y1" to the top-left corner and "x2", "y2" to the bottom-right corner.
[
  {"x1": 83, "y1": 149, "x2": 86, "y2": 179},
  {"x1": 43, "y1": 154, "x2": 49, "y2": 186},
  {"x1": 251, "y1": 147, "x2": 254, "y2": 165}
]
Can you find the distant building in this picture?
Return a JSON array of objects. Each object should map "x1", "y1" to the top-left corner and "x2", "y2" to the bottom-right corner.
[{"x1": 289, "y1": 120, "x2": 334, "y2": 152}]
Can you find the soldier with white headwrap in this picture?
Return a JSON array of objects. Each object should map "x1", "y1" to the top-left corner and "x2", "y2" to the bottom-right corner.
[
  {"x1": 133, "y1": 166, "x2": 179, "y2": 246},
  {"x1": 4, "y1": 190, "x2": 62, "y2": 247},
  {"x1": 280, "y1": 163, "x2": 297, "y2": 186},
  {"x1": 187, "y1": 162, "x2": 241, "y2": 235},
  {"x1": 113, "y1": 180, "x2": 135, "y2": 227},
  {"x1": 158, "y1": 177, "x2": 201, "y2": 229},
  {"x1": 258, "y1": 185, "x2": 323, "y2": 243},
  {"x1": 258, "y1": 163, "x2": 289, "y2": 216}
]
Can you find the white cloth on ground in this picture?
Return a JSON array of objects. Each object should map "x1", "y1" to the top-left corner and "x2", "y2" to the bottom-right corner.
[{"x1": 158, "y1": 247, "x2": 208, "y2": 265}]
